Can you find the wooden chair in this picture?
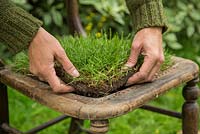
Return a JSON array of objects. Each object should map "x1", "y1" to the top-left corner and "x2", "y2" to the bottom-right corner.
[{"x1": 0, "y1": 0, "x2": 199, "y2": 134}]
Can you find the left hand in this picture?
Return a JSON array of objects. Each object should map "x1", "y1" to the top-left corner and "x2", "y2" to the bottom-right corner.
[{"x1": 125, "y1": 27, "x2": 164, "y2": 86}]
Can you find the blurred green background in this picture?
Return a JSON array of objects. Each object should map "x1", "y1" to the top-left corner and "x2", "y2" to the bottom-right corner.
[{"x1": 1, "y1": 0, "x2": 200, "y2": 133}]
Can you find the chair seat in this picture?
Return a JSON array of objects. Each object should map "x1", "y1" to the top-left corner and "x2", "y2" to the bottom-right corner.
[{"x1": 0, "y1": 57, "x2": 198, "y2": 120}]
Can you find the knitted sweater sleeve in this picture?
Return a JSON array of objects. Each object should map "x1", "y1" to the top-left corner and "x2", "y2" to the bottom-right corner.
[
  {"x1": 125, "y1": 0, "x2": 167, "y2": 33},
  {"x1": 0, "y1": 0, "x2": 43, "y2": 54}
]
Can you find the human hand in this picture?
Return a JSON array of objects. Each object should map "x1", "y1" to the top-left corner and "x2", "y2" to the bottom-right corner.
[
  {"x1": 28, "y1": 27, "x2": 80, "y2": 93},
  {"x1": 125, "y1": 27, "x2": 164, "y2": 86}
]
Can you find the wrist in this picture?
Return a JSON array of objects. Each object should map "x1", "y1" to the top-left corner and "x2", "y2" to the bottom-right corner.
[
  {"x1": 136, "y1": 27, "x2": 163, "y2": 37},
  {"x1": 151, "y1": 27, "x2": 162, "y2": 33},
  {"x1": 29, "y1": 27, "x2": 50, "y2": 49},
  {"x1": 29, "y1": 27, "x2": 42, "y2": 49}
]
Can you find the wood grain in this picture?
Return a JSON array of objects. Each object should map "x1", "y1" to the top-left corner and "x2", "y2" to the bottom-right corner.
[{"x1": 0, "y1": 57, "x2": 198, "y2": 120}]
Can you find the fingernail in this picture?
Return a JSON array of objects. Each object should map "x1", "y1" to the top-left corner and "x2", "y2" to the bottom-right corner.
[
  {"x1": 125, "y1": 82, "x2": 131, "y2": 86},
  {"x1": 125, "y1": 63, "x2": 133, "y2": 68},
  {"x1": 72, "y1": 69, "x2": 80, "y2": 77},
  {"x1": 121, "y1": 65, "x2": 130, "y2": 72},
  {"x1": 68, "y1": 87, "x2": 75, "y2": 92}
]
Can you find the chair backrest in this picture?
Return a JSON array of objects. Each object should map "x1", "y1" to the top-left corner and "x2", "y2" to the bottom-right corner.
[{"x1": 66, "y1": 0, "x2": 86, "y2": 36}]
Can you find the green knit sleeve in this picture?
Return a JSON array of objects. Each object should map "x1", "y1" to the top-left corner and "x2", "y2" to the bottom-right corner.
[
  {"x1": 125, "y1": 0, "x2": 168, "y2": 33},
  {"x1": 0, "y1": 0, "x2": 43, "y2": 54}
]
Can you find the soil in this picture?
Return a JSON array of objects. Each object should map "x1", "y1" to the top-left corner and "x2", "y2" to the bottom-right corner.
[{"x1": 55, "y1": 66, "x2": 136, "y2": 97}]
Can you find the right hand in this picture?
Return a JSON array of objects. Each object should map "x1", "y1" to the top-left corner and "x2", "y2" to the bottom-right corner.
[{"x1": 28, "y1": 27, "x2": 80, "y2": 93}]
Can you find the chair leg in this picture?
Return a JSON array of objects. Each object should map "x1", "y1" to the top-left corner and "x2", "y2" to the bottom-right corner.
[
  {"x1": 89, "y1": 120, "x2": 109, "y2": 134},
  {"x1": 69, "y1": 118, "x2": 84, "y2": 134},
  {"x1": 182, "y1": 78, "x2": 199, "y2": 134},
  {"x1": 0, "y1": 83, "x2": 9, "y2": 134}
]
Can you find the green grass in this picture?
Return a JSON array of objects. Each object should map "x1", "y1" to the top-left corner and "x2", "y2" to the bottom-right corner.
[
  {"x1": 8, "y1": 86, "x2": 199, "y2": 134},
  {"x1": 11, "y1": 34, "x2": 172, "y2": 88}
]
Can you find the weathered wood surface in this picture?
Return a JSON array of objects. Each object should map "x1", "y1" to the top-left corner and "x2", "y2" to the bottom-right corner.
[{"x1": 0, "y1": 57, "x2": 198, "y2": 120}]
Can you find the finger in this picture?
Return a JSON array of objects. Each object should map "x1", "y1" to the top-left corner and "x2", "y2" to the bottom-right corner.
[
  {"x1": 125, "y1": 43, "x2": 142, "y2": 68},
  {"x1": 126, "y1": 55, "x2": 157, "y2": 85},
  {"x1": 29, "y1": 66, "x2": 38, "y2": 76},
  {"x1": 38, "y1": 76, "x2": 45, "y2": 82},
  {"x1": 136, "y1": 62, "x2": 161, "y2": 84},
  {"x1": 55, "y1": 50, "x2": 80, "y2": 78},
  {"x1": 44, "y1": 69, "x2": 74, "y2": 93},
  {"x1": 144, "y1": 54, "x2": 164, "y2": 82}
]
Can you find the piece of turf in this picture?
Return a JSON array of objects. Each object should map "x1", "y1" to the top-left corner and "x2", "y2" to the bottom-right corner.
[{"x1": 11, "y1": 34, "x2": 172, "y2": 97}]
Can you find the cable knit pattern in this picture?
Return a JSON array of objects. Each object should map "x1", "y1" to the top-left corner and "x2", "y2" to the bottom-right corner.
[
  {"x1": 0, "y1": 0, "x2": 42, "y2": 54},
  {"x1": 125, "y1": 0, "x2": 167, "y2": 33}
]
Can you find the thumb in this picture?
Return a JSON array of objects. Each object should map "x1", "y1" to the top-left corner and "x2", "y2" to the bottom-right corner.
[
  {"x1": 125, "y1": 43, "x2": 142, "y2": 68},
  {"x1": 55, "y1": 50, "x2": 80, "y2": 77}
]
